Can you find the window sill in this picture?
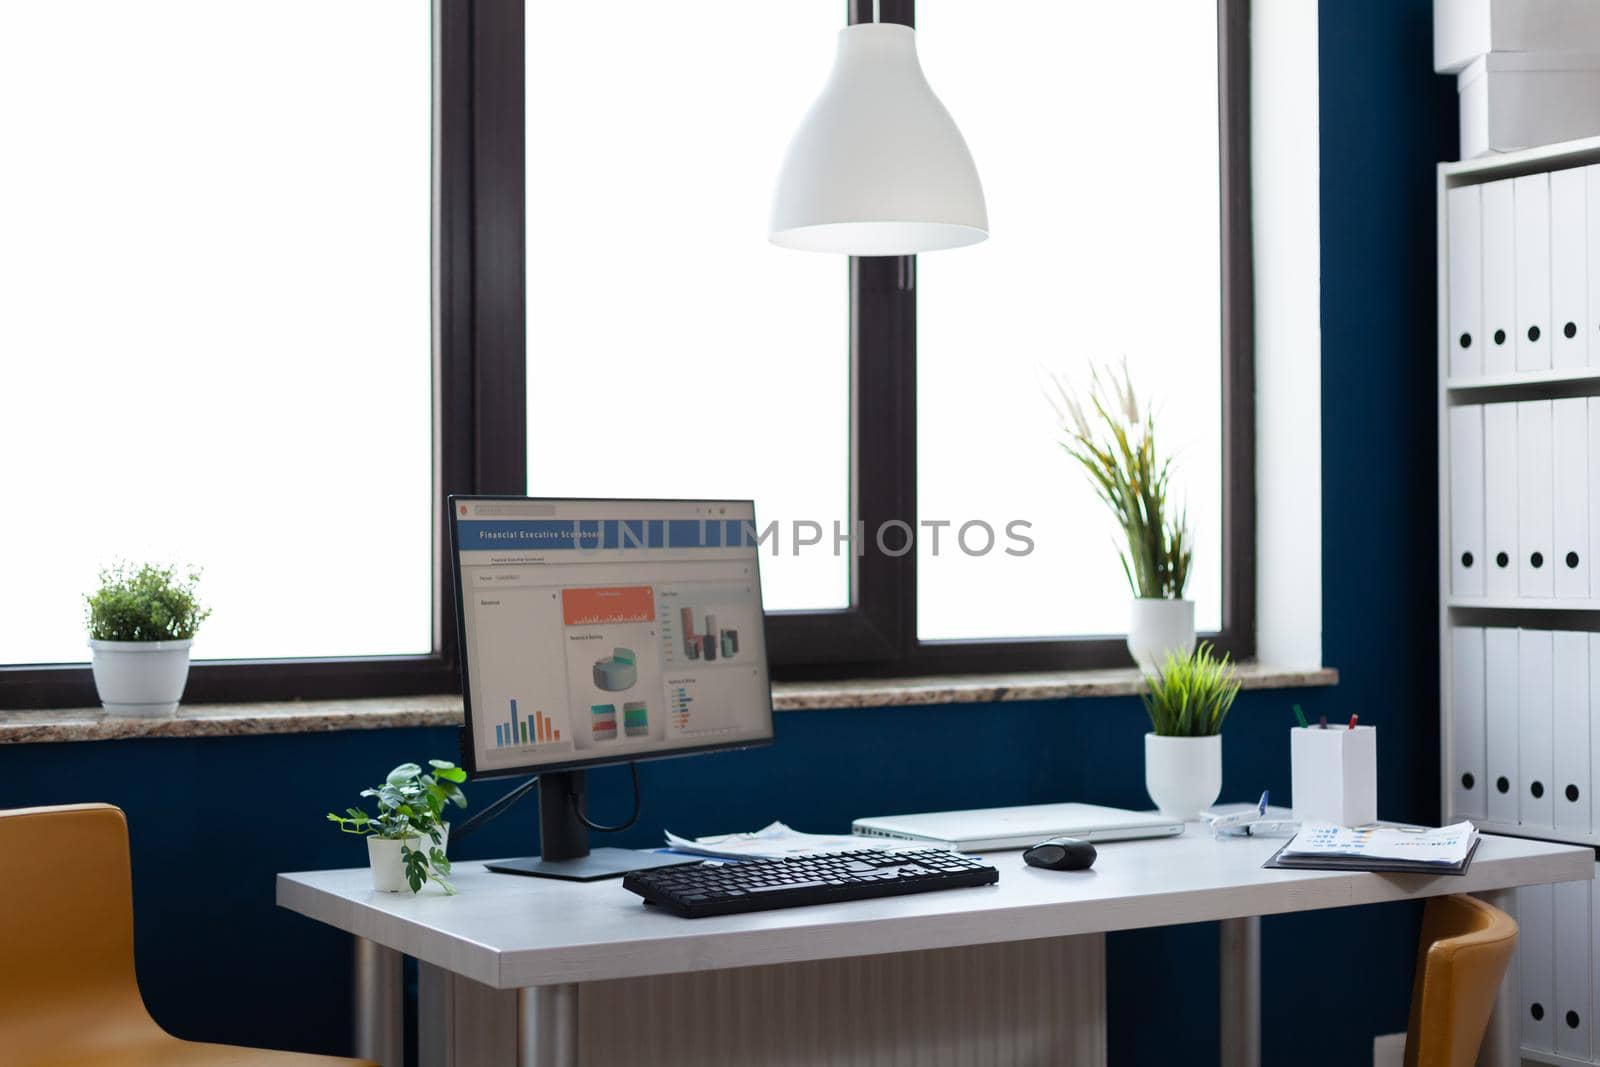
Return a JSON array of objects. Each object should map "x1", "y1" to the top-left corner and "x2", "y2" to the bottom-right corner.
[{"x1": 0, "y1": 664, "x2": 1336, "y2": 745}]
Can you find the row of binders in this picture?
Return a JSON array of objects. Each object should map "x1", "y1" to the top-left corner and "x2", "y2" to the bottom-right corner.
[
  {"x1": 1519, "y1": 870, "x2": 1600, "y2": 1062},
  {"x1": 1447, "y1": 167, "x2": 1600, "y2": 380},
  {"x1": 1449, "y1": 627, "x2": 1597, "y2": 836},
  {"x1": 1449, "y1": 400, "x2": 1597, "y2": 600}
]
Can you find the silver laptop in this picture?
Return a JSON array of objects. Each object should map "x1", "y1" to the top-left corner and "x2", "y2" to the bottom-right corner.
[{"x1": 851, "y1": 802, "x2": 1184, "y2": 852}]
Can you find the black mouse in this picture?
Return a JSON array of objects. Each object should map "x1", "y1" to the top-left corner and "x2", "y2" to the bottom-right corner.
[{"x1": 1023, "y1": 836, "x2": 1097, "y2": 871}]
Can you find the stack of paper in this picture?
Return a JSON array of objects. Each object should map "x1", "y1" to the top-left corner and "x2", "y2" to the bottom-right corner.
[
  {"x1": 1265, "y1": 821, "x2": 1481, "y2": 875},
  {"x1": 663, "y1": 822, "x2": 887, "y2": 861}
]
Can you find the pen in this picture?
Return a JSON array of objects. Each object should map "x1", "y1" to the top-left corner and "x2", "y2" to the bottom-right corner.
[
  {"x1": 1348, "y1": 714, "x2": 1359, "y2": 730},
  {"x1": 1293, "y1": 704, "x2": 1308, "y2": 729},
  {"x1": 1319, "y1": 715, "x2": 1328, "y2": 730}
]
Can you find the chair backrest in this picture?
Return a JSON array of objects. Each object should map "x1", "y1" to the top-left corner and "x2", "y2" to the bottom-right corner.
[
  {"x1": 0, "y1": 804, "x2": 148, "y2": 1038},
  {"x1": 1403, "y1": 893, "x2": 1519, "y2": 1067}
]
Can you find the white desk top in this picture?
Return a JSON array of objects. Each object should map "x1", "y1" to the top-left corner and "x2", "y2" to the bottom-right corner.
[{"x1": 277, "y1": 827, "x2": 1593, "y2": 990}]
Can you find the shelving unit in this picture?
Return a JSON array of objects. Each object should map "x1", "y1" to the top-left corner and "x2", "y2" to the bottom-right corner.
[{"x1": 1438, "y1": 135, "x2": 1600, "y2": 1066}]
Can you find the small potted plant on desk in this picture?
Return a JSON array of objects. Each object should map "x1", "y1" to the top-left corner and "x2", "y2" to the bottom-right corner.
[
  {"x1": 1142, "y1": 643, "x2": 1241, "y2": 821},
  {"x1": 328, "y1": 760, "x2": 468, "y2": 893},
  {"x1": 1045, "y1": 359, "x2": 1195, "y2": 674},
  {"x1": 85, "y1": 562, "x2": 210, "y2": 717}
]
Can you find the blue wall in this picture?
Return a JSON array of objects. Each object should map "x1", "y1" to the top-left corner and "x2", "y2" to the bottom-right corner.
[{"x1": 0, "y1": 3, "x2": 1454, "y2": 1064}]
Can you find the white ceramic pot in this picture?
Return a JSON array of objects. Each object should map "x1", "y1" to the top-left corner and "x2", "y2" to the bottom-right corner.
[
  {"x1": 88, "y1": 639, "x2": 193, "y2": 717},
  {"x1": 367, "y1": 824, "x2": 449, "y2": 893},
  {"x1": 1127, "y1": 598, "x2": 1196, "y2": 675},
  {"x1": 1144, "y1": 733, "x2": 1222, "y2": 821}
]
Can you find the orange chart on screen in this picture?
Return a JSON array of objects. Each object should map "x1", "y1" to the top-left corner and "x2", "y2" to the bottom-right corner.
[{"x1": 561, "y1": 586, "x2": 656, "y2": 626}]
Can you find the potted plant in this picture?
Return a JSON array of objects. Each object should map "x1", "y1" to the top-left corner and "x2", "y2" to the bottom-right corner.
[
  {"x1": 327, "y1": 760, "x2": 467, "y2": 893},
  {"x1": 85, "y1": 562, "x2": 210, "y2": 717},
  {"x1": 1141, "y1": 643, "x2": 1241, "y2": 820},
  {"x1": 1045, "y1": 360, "x2": 1195, "y2": 674}
]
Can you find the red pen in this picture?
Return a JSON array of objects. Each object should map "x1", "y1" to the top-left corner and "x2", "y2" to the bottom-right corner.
[{"x1": 1347, "y1": 714, "x2": 1359, "y2": 730}]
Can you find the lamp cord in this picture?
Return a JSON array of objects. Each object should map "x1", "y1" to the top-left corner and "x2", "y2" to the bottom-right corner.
[{"x1": 571, "y1": 761, "x2": 641, "y2": 833}]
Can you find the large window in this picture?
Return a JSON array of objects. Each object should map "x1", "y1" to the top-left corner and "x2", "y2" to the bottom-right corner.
[
  {"x1": 915, "y1": 0, "x2": 1225, "y2": 642},
  {"x1": 522, "y1": 3, "x2": 850, "y2": 614},
  {"x1": 1, "y1": 1, "x2": 442, "y2": 704},
  {"x1": 1, "y1": 0, "x2": 1251, "y2": 706}
]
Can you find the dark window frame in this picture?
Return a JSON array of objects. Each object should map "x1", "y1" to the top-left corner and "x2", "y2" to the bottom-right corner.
[
  {"x1": 0, "y1": 0, "x2": 1251, "y2": 708},
  {"x1": 772, "y1": 0, "x2": 1255, "y2": 679}
]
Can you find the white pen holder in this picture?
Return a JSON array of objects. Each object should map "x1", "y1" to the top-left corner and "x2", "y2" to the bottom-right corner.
[{"x1": 1290, "y1": 725, "x2": 1377, "y2": 827}]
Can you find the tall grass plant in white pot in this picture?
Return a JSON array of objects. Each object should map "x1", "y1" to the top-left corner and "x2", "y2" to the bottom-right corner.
[{"x1": 1045, "y1": 360, "x2": 1195, "y2": 674}]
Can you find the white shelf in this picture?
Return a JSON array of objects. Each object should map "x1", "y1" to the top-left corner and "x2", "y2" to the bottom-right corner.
[
  {"x1": 1449, "y1": 598, "x2": 1600, "y2": 612},
  {"x1": 1522, "y1": 1048, "x2": 1599, "y2": 1067},
  {"x1": 1455, "y1": 817, "x2": 1600, "y2": 850},
  {"x1": 1448, "y1": 368, "x2": 1600, "y2": 391}
]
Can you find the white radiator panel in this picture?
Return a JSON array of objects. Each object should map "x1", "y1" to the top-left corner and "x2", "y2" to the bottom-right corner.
[
  {"x1": 580, "y1": 936, "x2": 1106, "y2": 1067},
  {"x1": 421, "y1": 935, "x2": 1107, "y2": 1067}
]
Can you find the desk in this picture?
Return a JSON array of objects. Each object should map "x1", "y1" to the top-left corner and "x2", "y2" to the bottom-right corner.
[{"x1": 278, "y1": 826, "x2": 1590, "y2": 1066}]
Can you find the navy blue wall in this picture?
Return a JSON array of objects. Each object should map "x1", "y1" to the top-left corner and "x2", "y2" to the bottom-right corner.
[{"x1": 0, "y1": 3, "x2": 1455, "y2": 1064}]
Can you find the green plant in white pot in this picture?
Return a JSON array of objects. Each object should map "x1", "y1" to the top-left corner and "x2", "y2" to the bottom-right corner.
[
  {"x1": 1045, "y1": 360, "x2": 1194, "y2": 674},
  {"x1": 1141, "y1": 643, "x2": 1241, "y2": 820},
  {"x1": 328, "y1": 760, "x2": 467, "y2": 893},
  {"x1": 85, "y1": 563, "x2": 210, "y2": 717}
]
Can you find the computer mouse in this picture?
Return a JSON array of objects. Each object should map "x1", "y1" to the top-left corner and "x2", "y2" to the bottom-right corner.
[{"x1": 1023, "y1": 836, "x2": 1097, "y2": 871}]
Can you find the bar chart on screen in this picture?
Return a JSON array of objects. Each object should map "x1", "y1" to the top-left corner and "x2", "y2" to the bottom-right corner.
[{"x1": 492, "y1": 699, "x2": 564, "y2": 748}]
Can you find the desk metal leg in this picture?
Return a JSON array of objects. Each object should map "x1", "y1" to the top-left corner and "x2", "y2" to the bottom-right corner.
[
  {"x1": 352, "y1": 937, "x2": 404, "y2": 1067},
  {"x1": 1474, "y1": 888, "x2": 1519, "y2": 1067},
  {"x1": 518, "y1": 984, "x2": 579, "y2": 1067},
  {"x1": 1220, "y1": 915, "x2": 1261, "y2": 1067}
]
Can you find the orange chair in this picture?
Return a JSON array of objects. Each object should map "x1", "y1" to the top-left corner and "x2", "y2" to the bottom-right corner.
[
  {"x1": 0, "y1": 803, "x2": 374, "y2": 1067},
  {"x1": 1403, "y1": 893, "x2": 1520, "y2": 1067}
]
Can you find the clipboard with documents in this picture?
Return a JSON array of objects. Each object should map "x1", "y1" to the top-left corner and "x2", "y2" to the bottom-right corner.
[{"x1": 1263, "y1": 821, "x2": 1481, "y2": 876}]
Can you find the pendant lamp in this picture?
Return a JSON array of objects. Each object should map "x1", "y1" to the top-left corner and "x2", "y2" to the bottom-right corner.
[{"x1": 769, "y1": 12, "x2": 987, "y2": 256}]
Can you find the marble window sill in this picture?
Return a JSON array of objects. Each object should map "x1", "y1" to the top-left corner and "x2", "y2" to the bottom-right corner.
[{"x1": 0, "y1": 664, "x2": 1336, "y2": 745}]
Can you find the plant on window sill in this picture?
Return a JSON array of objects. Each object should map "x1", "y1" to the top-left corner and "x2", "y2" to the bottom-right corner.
[{"x1": 1044, "y1": 358, "x2": 1196, "y2": 673}]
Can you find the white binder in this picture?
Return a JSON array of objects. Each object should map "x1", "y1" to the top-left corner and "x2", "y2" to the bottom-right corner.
[
  {"x1": 1592, "y1": 867, "x2": 1600, "y2": 1050},
  {"x1": 1589, "y1": 166, "x2": 1600, "y2": 369},
  {"x1": 1516, "y1": 173, "x2": 1553, "y2": 372},
  {"x1": 1524, "y1": 881, "x2": 1556, "y2": 1052},
  {"x1": 1451, "y1": 626, "x2": 1487, "y2": 820},
  {"x1": 1552, "y1": 167, "x2": 1589, "y2": 371},
  {"x1": 1486, "y1": 627, "x2": 1520, "y2": 825},
  {"x1": 1450, "y1": 405, "x2": 1486, "y2": 597},
  {"x1": 1592, "y1": 637, "x2": 1600, "y2": 835},
  {"x1": 1592, "y1": 398, "x2": 1600, "y2": 600},
  {"x1": 1484, "y1": 178, "x2": 1518, "y2": 376},
  {"x1": 1554, "y1": 630, "x2": 1590, "y2": 836},
  {"x1": 1520, "y1": 627, "x2": 1555, "y2": 833},
  {"x1": 1486, "y1": 403, "x2": 1520, "y2": 597},
  {"x1": 1448, "y1": 184, "x2": 1484, "y2": 379},
  {"x1": 1519, "y1": 400, "x2": 1555, "y2": 599},
  {"x1": 1555, "y1": 398, "x2": 1589, "y2": 598},
  {"x1": 1556, "y1": 877, "x2": 1592, "y2": 1060}
]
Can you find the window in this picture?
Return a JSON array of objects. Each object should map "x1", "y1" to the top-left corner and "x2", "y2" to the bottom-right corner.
[
  {"x1": 1, "y1": 1, "x2": 447, "y2": 704},
  {"x1": 915, "y1": 0, "x2": 1225, "y2": 642},
  {"x1": 2, "y1": 0, "x2": 1251, "y2": 707},
  {"x1": 522, "y1": 3, "x2": 850, "y2": 614}
]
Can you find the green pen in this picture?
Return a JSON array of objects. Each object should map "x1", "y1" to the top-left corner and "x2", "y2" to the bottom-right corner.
[{"x1": 1293, "y1": 703, "x2": 1308, "y2": 729}]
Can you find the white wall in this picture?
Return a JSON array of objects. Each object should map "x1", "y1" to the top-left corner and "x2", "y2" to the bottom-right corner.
[{"x1": 1252, "y1": 0, "x2": 1324, "y2": 667}]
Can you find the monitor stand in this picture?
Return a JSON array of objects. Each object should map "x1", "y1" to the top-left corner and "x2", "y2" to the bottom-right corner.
[{"x1": 483, "y1": 771, "x2": 689, "y2": 882}]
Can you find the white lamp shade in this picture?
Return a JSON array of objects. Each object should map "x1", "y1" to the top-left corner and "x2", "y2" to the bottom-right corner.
[{"x1": 770, "y1": 23, "x2": 987, "y2": 256}]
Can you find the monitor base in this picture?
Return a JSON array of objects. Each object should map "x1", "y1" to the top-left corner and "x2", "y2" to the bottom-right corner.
[{"x1": 484, "y1": 847, "x2": 691, "y2": 882}]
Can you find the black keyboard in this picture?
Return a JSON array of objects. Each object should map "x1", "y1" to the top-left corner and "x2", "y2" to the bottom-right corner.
[{"x1": 622, "y1": 848, "x2": 999, "y2": 918}]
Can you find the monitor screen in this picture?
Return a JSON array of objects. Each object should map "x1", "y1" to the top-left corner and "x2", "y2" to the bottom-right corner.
[{"x1": 450, "y1": 497, "x2": 774, "y2": 778}]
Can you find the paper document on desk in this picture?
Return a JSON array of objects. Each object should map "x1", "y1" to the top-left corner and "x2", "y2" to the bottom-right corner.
[
  {"x1": 664, "y1": 822, "x2": 885, "y2": 861},
  {"x1": 1266, "y1": 821, "x2": 1481, "y2": 875}
]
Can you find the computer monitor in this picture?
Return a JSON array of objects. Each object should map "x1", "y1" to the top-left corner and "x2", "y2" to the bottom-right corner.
[{"x1": 449, "y1": 496, "x2": 774, "y2": 880}]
